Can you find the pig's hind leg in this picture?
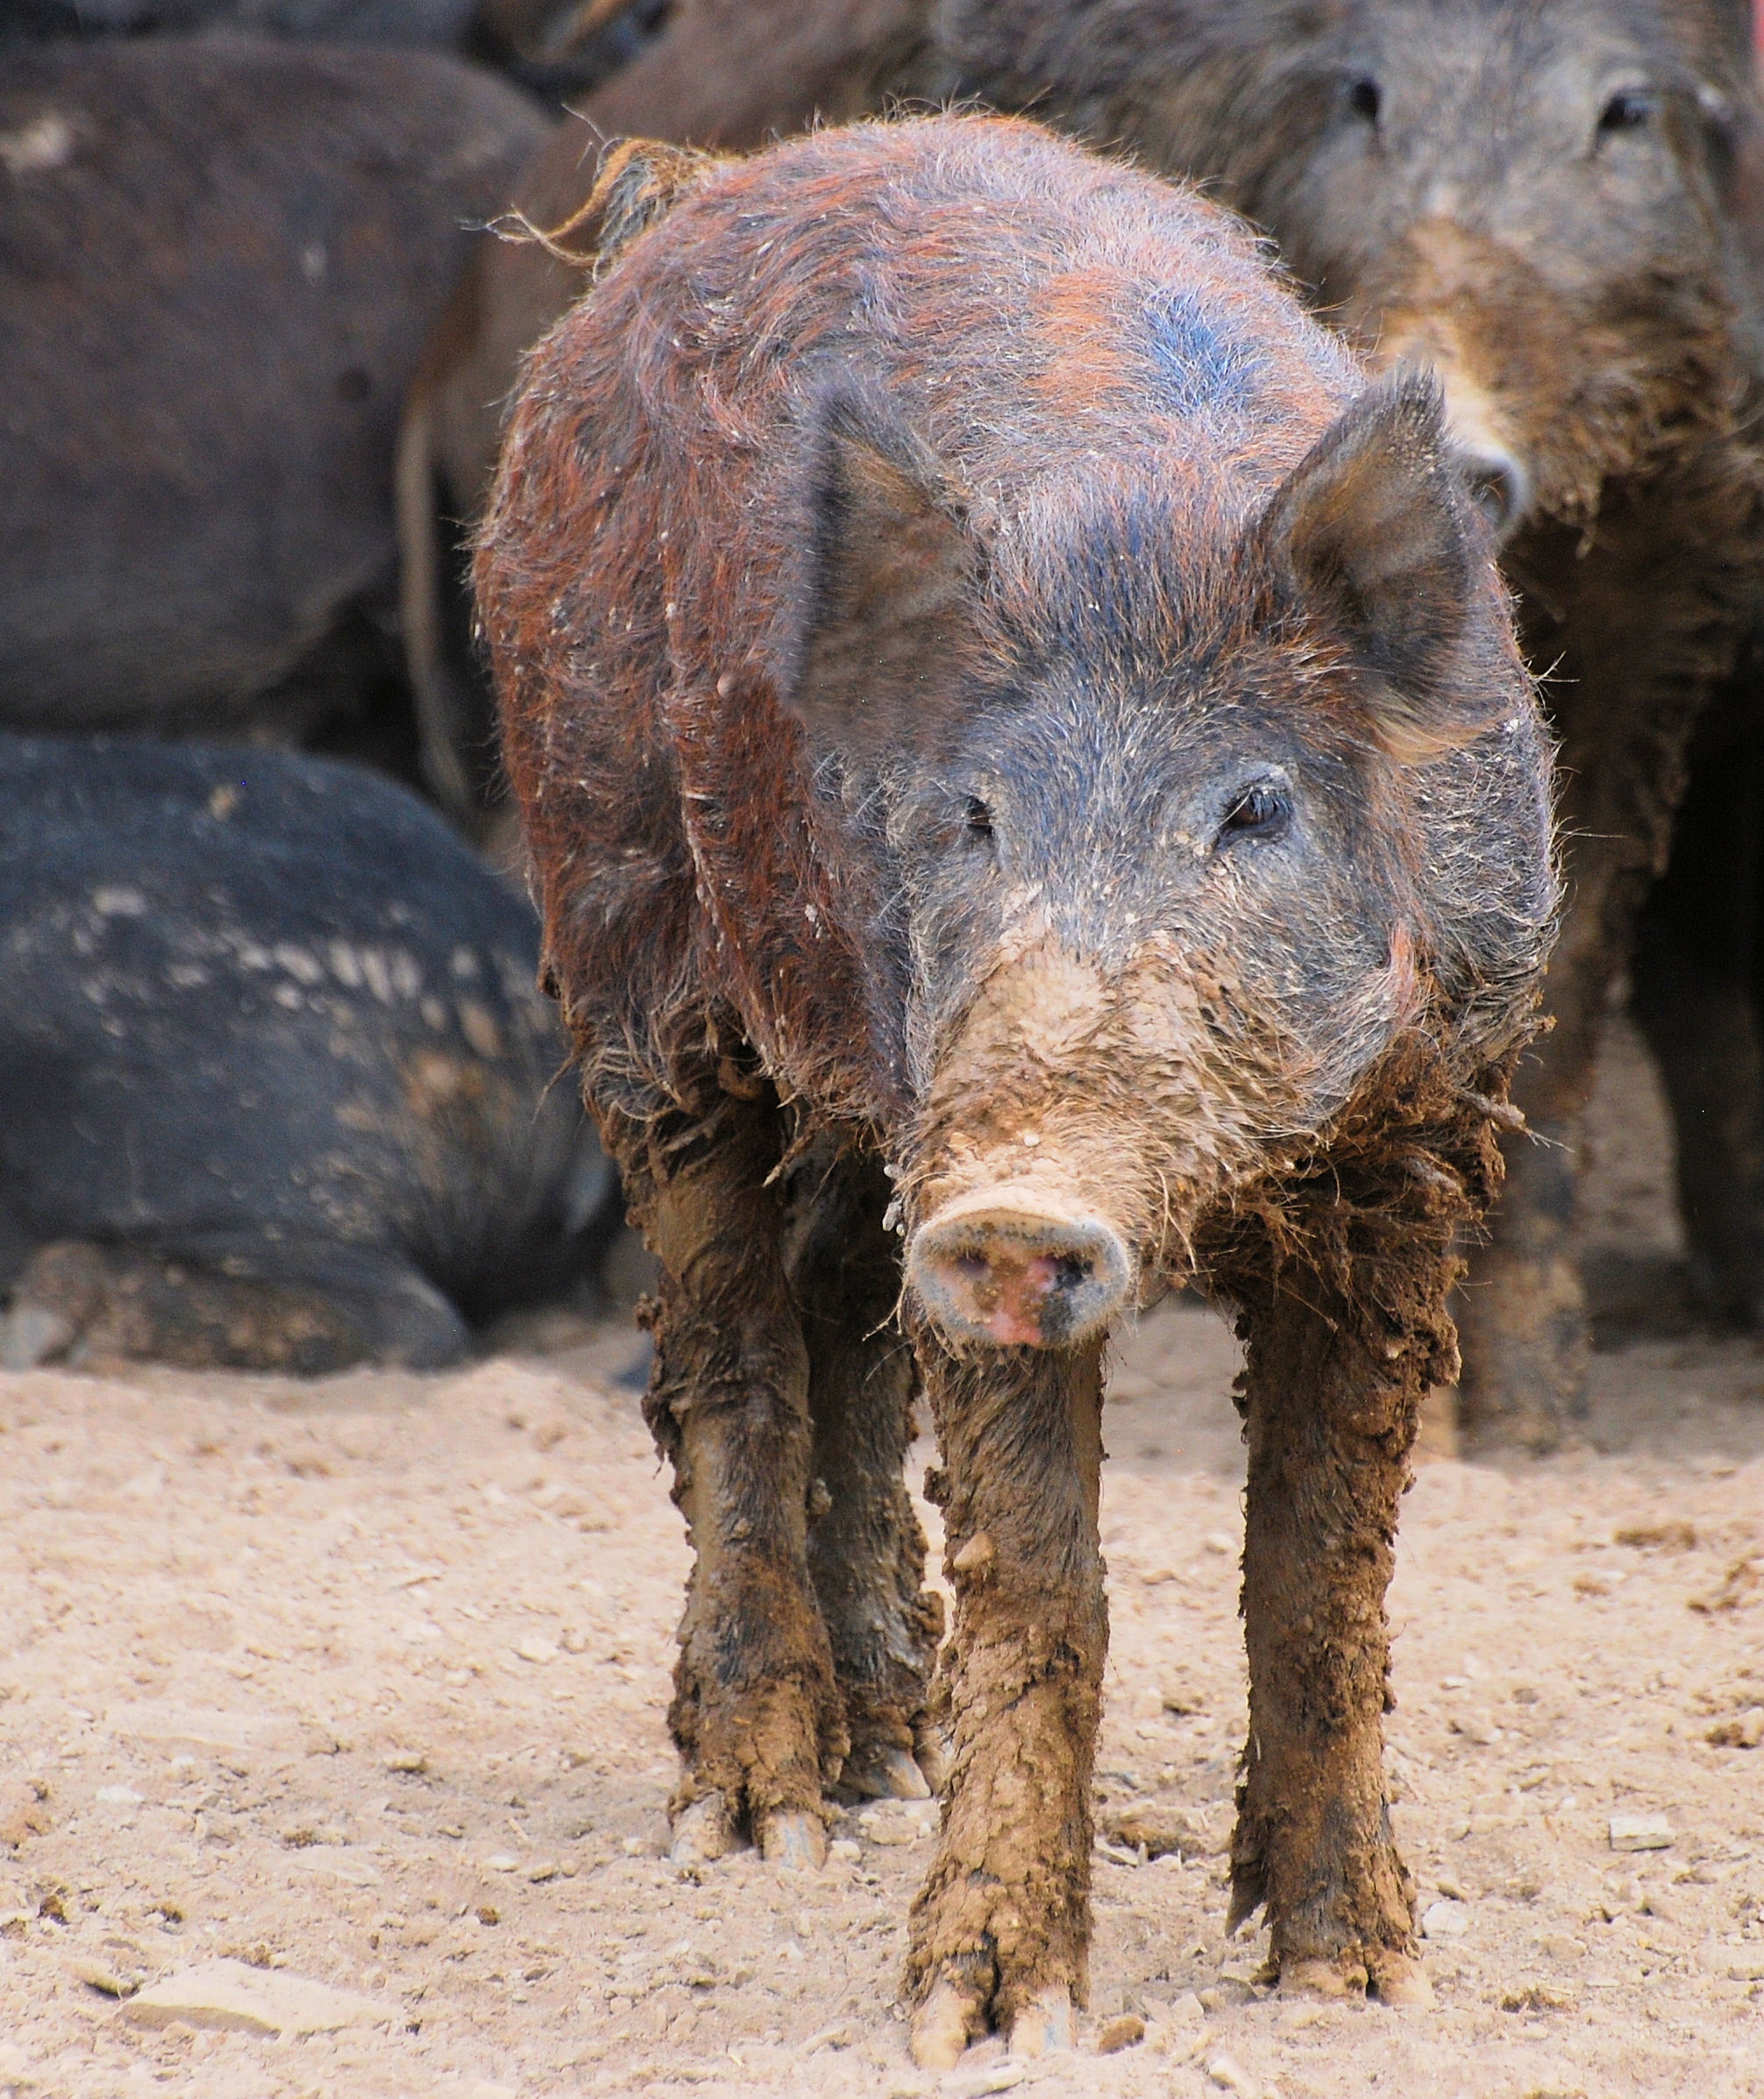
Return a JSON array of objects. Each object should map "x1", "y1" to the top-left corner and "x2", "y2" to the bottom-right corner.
[
  {"x1": 1231, "y1": 1264, "x2": 1431, "y2": 2004},
  {"x1": 615, "y1": 1094, "x2": 847, "y2": 1871},
  {"x1": 907, "y1": 1339, "x2": 1106, "y2": 2067},
  {"x1": 786, "y1": 1150, "x2": 944, "y2": 1803}
]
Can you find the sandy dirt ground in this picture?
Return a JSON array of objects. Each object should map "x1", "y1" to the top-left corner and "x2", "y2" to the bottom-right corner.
[{"x1": 2, "y1": 1014, "x2": 1762, "y2": 2099}]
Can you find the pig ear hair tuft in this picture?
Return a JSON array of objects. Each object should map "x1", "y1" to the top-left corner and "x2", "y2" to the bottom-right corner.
[
  {"x1": 1256, "y1": 367, "x2": 1501, "y2": 763},
  {"x1": 781, "y1": 377, "x2": 983, "y2": 765},
  {"x1": 495, "y1": 137, "x2": 721, "y2": 276}
]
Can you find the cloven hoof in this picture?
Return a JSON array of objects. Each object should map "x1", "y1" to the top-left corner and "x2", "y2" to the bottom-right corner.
[
  {"x1": 758, "y1": 1808, "x2": 827, "y2": 1873},
  {"x1": 1008, "y1": 1983, "x2": 1075, "y2": 2058},
  {"x1": 843, "y1": 1743, "x2": 932, "y2": 1801},
  {"x1": 668, "y1": 1790, "x2": 734, "y2": 1870},
  {"x1": 910, "y1": 1977, "x2": 983, "y2": 2071},
  {"x1": 1370, "y1": 1953, "x2": 1434, "y2": 2007}
]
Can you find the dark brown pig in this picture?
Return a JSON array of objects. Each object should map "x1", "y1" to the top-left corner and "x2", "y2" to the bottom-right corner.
[
  {"x1": 475, "y1": 115, "x2": 1556, "y2": 2060},
  {"x1": 931, "y1": 0, "x2": 1764, "y2": 1449},
  {"x1": 395, "y1": 0, "x2": 930, "y2": 814},
  {"x1": 0, "y1": 39, "x2": 549, "y2": 750}
]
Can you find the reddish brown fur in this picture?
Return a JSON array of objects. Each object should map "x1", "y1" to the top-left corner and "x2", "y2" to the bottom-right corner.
[
  {"x1": 476, "y1": 113, "x2": 1554, "y2": 2057},
  {"x1": 395, "y1": 0, "x2": 929, "y2": 813}
]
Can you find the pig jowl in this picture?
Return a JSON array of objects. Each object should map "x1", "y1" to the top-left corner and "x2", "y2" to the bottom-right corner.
[{"x1": 477, "y1": 114, "x2": 1556, "y2": 2065}]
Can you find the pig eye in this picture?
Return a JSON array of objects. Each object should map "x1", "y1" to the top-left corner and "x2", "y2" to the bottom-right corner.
[
  {"x1": 1344, "y1": 75, "x2": 1381, "y2": 125},
  {"x1": 1217, "y1": 780, "x2": 1291, "y2": 844},
  {"x1": 1598, "y1": 87, "x2": 1656, "y2": 134},
  {"x1": 964, "y1": 795, "x2": 995, "y2": 842}
]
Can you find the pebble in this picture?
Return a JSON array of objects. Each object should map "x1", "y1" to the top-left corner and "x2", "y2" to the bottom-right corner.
[
  {"x1": 70, "y1": 1955, "x2": 143, "y2": 1998},
  {"x1": 383, "y1": 1749, "x2": 427, "y2": 1774},
  {"x1": 1207, "y1": 2051, "x2": 1260, "y2": 2096},
  {"x1": 828, "y1": 1838, "x2": 862, "y2": 1863},
  {"x1": 1203, "y1": 1533, "x2": 1236, "y2": 1556},
  {"x1": 484, "y1": 1853, "x2": 520, "y2": 1873},
  {"x1": 857, "y1": 1802, "x2": 930, "y2": 1846},
  {"x1": 515, "y1": 1637, "x2": 557, "y2": 1666},
  {"x1": 1421, "y1": 1898, "x2": 1469, "y2": 1939},
  {"x1": 95, "y1": 1785, "x2": 143, "y2": 1806},
  {"x1": 1609, "y1": 1814, "x2": 1674, "y2": 1853},
  {"x1": 945, "y1": 2067, "x2": 1025, "y2": 2096},
  {"x1": 1096, "y1": 2012, "x2": 1145, "y2": 2053},
  {"x1": 1447, "y1": 1711, "x2": 1498, "y2": 1747},
  {"x1": 121, "y1": 1958, "x2": 396, "y2": 2036}
]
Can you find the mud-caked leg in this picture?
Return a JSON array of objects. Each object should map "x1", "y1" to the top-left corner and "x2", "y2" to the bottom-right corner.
[
  {"x1": 1454, "y1": 1125, "x2": 1586, "y2": 1455},
  {"x1": 1232, "y1": 1269, "x2": 1430, "y2": 2004},
  {"x1": 1462, "y1": 508, "x2": 1725, "y2": 1453},
  {"x1": 907, "y1": 1339, "x2": 1106, "y2": 2068},
  {"x1": 617, "y1": 1101, "x2": 845, "y2": 1870},
  {"x1": 786, "y1": 1154, "x2": 944, "y2": 1801}
]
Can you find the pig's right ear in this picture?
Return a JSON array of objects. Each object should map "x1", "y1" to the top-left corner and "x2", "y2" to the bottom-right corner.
[
  {"x1": 779, "y1": 380, "x2": 984, "y2": 766},
  {"x1": 1255, "y1": 370, "x2": 1505, "y2": 762}
]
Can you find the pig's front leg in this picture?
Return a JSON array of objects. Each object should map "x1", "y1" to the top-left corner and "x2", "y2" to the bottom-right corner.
[
  {"x1": 789, "y1": 1154, "x2": 944, "y2": 1803},
  {"x1": 1231, "y1": 1267, "x2": 1431, "y2": 2003},
  {"x1": 619, "y1": 1099, "x2": 846, "y2": 1872},
  {"x1": 907, "y1": 1339, "x2": 1106, "y2": 2068}
]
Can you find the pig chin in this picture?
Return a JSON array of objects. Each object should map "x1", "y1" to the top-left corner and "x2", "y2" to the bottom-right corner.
[{"x1": 906, "y1": 1176, "x2": 1136, "y2": 1350}]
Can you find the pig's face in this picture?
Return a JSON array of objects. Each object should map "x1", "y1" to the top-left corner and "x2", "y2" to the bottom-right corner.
[
  {"x1": 1260, "y1": 1, "x2": 1748, "y2": 536},
  {"x1": 779, "y1": 373, "x2": 1534, "y2": 1349},
  {"x1": 941, "y1": 0, "x2": 1756, "y2": 538}
]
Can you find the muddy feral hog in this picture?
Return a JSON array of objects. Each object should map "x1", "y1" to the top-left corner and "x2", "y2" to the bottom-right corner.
[
  {"x1": 0, "y1": 39, "x2": 548, "y2": 748},
  {"x1": 476, "y1": 115, "x2": 1555, "y2": 2059},
  {"x1": 0, "y1": 736, "x2": 615, "y2": 1375},
  {"x1": 396, "y1": 0, "x2": 930, "y2": 815},
  {"x1": 932, "y1": 1, "x2": 1764, "y2": 1449}
]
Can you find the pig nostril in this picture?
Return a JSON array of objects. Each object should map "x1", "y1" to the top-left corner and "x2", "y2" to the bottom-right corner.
[
  {"x1": 1457, "y1": 449, "x2": 1530, "y2": 540},
  {"x1": 955, "y1": 1252, "x2": 990, "y2": 1280},
  {"x1": 1052, "y1": 1254, "x2": 1091, "y2": 1293}
]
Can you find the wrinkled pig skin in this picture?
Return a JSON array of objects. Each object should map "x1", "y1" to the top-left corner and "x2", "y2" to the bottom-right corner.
[
  {"x1": 0, "y1": 39, "x2": 549, "y2": 745},
  {"x1": 0, "y1": 735, "x2": 615, "y2": 1375},
  {"x1": 931, "y1": 0, "x2": 1764, "y2": 1449},
  {"x1": 476, "y1": 116, "x2": 1556, "y2": 2058}
]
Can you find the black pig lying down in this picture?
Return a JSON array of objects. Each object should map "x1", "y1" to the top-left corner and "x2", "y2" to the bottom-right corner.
[{"x1": 0, "y1": 736, "x2": 615, "y2": 1374}]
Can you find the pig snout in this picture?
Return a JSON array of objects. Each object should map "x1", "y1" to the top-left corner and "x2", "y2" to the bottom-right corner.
[
  {"x1": 1452, "y1": 440, "x2": 1531, "y2": 541},
  {"x1": 907, "y1": 1186, "x2": 1133, "y2": 1349},
  {"x1": 1373, "y1": 315, "x2": 1533, "y2": 541}
]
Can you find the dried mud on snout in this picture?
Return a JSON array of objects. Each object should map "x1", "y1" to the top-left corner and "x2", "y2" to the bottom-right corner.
[{"x1": 1, "y1": 1022, "x2": 1763, "y2": 2099}]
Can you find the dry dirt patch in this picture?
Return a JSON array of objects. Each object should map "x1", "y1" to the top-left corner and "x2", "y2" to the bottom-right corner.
[{"x1": 0, "y1": 1018, "x2": 1761, "y2": 2097}]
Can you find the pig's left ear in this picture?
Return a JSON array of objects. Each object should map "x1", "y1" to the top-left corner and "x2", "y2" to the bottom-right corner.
[
  {"x1": 1255, "y1": 370, "x2": 1504, "y2": 762},
  {"x1": 779, "y1": 377, "x2": 984, "y2": 766}
]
